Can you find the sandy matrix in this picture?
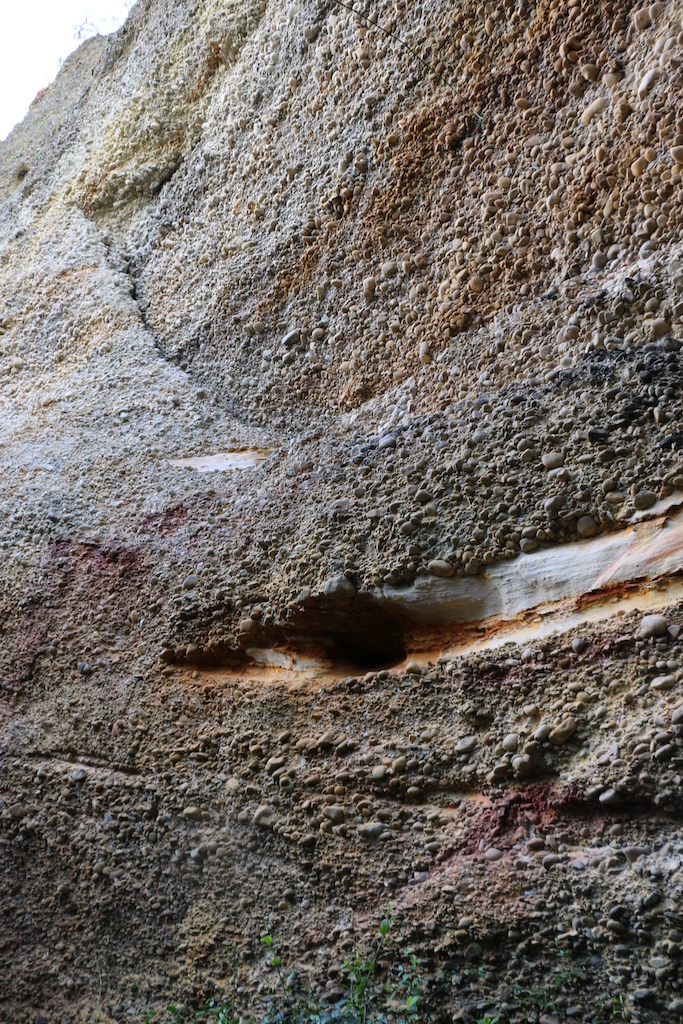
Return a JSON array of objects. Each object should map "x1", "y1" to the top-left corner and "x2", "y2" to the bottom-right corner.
[{"x1": 2, "y1": 0, "x2": 683, "y2": 1021}]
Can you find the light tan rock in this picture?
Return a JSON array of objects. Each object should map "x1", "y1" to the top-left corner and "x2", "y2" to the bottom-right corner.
[
  {"x1": 581, "y1": 97, "x2": 609, "y2": 125},
  {"x1": 549, "y1": 717, "x2": 577, "y2": 745}
]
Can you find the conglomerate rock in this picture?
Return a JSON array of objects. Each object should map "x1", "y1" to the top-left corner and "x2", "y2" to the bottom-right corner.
[{"x1": 1, "y1": 0, "x2": 683, "y2": 1021}]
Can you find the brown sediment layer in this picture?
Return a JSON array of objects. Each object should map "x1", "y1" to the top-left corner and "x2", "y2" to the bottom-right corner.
[{"x1": 170, "y1": 506, "x2": 683, "y2": 679}]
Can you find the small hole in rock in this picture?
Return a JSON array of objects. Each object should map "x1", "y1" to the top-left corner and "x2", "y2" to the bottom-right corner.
[
  {"x1": 326, "y1": 628, "x2": 406, "y2": 670},
  {"x1": 294, "y1": 596, "x2": 408, "y2": 671}
]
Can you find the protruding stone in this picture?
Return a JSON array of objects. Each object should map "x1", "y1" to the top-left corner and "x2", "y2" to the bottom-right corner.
[
  {"x1": 427, "y1": 559, "x2": 454, "y2": 578},
  {"x1": 576, "y1": 515, "x2": 598, "y2": 537},
  {"x1": 358, "y1": 821, "x2": 384, "y2": 839},
  {"x1": 322, "y1": 805, "x2": 345, "y2": 824},
  {"x1": 323, "y1": 575, "x2": 357, "y2": 604},
  {"x1": 633, "y1": 490, "x2": 657, "y2": 510},
  {"x1": 549, "y1": 717, "x2": 577, "y2": 745},
  {"x1": 541, "y1": 451, "x2": 564, "y2": 470},
  {"x1": 544, "y1": 495, "x2": 566, "y2": 517},
  {"x1": 640, "y1": 614, "x2": 668, "y2": 638},
  {"x1": 581, "y1": 96, "x2": 608, "y2": 125},
  {"x1": 484, "y1": 847, "x2": 503, "y2": 861},
  {"x1": 282, "y1": 327, "x2": 300, "y2": 348},
  {"x1": 632, "y1": 6, "x2": 651, "y2": 29},
  {"x1": 254, "y1": 805, "x2": 275, "y2": 828},
  {"x1": 419, "y1": 341, "x2": 432, "y2": 365},
  {"x1": 455, "y1": 736, "x2": 477, "y2": 754},
  {"x1": 650, "y1": 674, "x2": 676, "y2": 691}
]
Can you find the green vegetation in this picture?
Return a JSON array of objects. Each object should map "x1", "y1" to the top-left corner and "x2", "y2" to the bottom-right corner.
[
  {"x1": 161, "y1": 917, "x2": 424, "y2": 1024},
  {"x1": 91, "y1": 926, "x2": 623, "y2": 1024}
]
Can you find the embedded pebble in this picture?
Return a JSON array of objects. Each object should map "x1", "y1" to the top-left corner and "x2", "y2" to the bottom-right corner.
[
  {"x1": 322, "y1": 805, "x2": 345, "y2": 824},
  {"x1": 580, "y1": 96, "x2": 609, "y2": 125},
  {"x1": 254, "y1": 806, "x2": 275, "y2": 828},
  {"x1": 484, "y1": 848, "x2": 503, "y2": 861},
  {"x1": 427, "y1": 559, "x2": 454, "y2": 578},
  {"x1": 323, "y1": 576, "x2": 356, "y2": 603},
  {"x1": 641, "y1": 615, "x2": 669, "y2": 638},
  {"x1": 455, "y1": 736, "x2": 477, "y2": 754},
  {"x1": 363, "y1": 276, "x2": 375, "y2": 298},
  {"x1": 576, "y1": 516, "x2": 598, "y2": 538},
  {"x1": 541, "y1": 451, "x2": 564, "y2": 470},
  {"x1": 651, "y1": 674, "x2": 677, "y2": 691},
  {"x1": 634, "y1": 490, "x2": 657, "y2": 510},
  {"x1": 549, "y1": 717, "x2": 577, "y2": 745},
  {"x1": 358, "y1": 822, "x2": 384, "y2": 839}
]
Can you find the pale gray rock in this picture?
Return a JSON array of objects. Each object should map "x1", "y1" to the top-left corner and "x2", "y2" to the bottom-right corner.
[
  {"x1": 254, "y1": 806, "x2": 275, "y2": 828},
  {"x1": 323, "y1": 576, "x2": 356, "y2": 604},
  {"x1": 358, "y1": 822, "x2": 384, "y2": 839},
  {"x1": 640, "y1": 614, "x2": 668, "y2": 638}
]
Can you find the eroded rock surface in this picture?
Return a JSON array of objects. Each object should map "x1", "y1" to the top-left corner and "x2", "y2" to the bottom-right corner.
[{"x1": 2, "y1": 0, "x2": 683, "y2": 1021}]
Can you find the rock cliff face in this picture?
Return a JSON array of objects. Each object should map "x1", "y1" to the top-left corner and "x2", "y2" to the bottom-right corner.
[{"x1": 2, "y1": 0, "x2": 683, "y2": 1020}]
